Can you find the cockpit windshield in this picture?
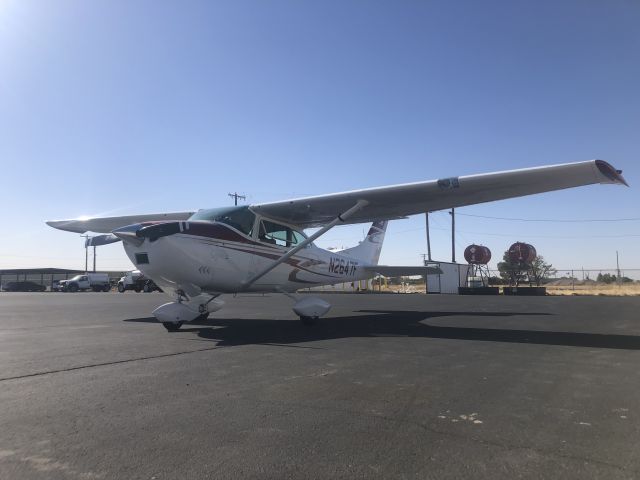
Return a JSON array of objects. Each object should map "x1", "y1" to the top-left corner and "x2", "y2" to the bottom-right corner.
[{"x1": 189, "y1": 207, "x2": 256, "y2": 236}]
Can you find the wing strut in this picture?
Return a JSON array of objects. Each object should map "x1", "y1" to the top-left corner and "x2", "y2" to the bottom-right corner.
[{"x1": 242, "y1": 199, "x2": 369, "y2": 289}]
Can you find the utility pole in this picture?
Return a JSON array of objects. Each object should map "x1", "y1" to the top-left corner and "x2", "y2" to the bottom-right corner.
[
  {"x1": 228, "y1": 192, "x2": 246, "y2": 206},
  {"x1": 616, "y1": 250, "x2": 621, "y2": 285},
  {"x1": 81, "y1": 235, "x2": 89, "y2": 274},
  {"x1": 420, "y1": 254, "x2": 429, "y2": 294},
  {"x1": 449, "y1": 208, "x2": 456, "y2": 263},
  {"x1": 425, "y1": 212, "x2": 432, "y2": 261},
  {"x1": 93, "y1": 246, "x2": 97, "y2": 272}
]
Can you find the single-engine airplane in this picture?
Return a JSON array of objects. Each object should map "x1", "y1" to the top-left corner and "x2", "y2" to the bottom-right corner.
[{"x1": 47, "y1": 160, "x2": 627, "y2": 331}]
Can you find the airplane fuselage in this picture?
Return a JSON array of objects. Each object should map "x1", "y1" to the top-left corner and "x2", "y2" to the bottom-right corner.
[{"x1": 121, "y1": 220, "x2": 375, "y2": 297}]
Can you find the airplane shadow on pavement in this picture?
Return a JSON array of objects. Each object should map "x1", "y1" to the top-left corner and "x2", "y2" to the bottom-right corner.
[{"x1": 124, "y1": 310, "x2": 640, "y2": 351}]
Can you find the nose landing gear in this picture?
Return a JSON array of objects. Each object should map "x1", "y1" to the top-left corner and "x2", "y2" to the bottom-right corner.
[{"x1": 154, "y1": 292, "x2": 223, "y2": 332}]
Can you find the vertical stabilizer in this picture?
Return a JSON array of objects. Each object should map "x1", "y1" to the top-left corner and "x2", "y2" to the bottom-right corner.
[{"x1": 341, "y1": 220, "x2": 388, "y2": 265}]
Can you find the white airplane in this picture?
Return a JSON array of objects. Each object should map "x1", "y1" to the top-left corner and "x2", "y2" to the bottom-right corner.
[{"x1": 47, "y1": 160, "x2": 627, "y2": 331}]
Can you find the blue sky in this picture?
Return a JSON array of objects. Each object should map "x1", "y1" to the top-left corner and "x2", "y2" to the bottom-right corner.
[{"x1": 0, "y1": 0, "x2": 638, "y2": 274}]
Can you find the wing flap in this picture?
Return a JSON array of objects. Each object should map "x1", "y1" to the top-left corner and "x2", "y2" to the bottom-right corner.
[
  {"x1": 46, "y1": 211, "x2": 195, "y2": 233},
  {"x1": 251, "y1": 160, "x2": 627, "y2": 227}
]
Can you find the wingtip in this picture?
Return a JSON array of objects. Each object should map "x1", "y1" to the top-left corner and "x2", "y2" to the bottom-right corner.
[
  {"x1": 595, "y1": 160, "x2": 629, "y2": 187},
  {"x1": 45, "y1": 219, "x2": 89, "y2": 233}
]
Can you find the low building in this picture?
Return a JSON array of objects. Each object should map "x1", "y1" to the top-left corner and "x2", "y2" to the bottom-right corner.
[{"x1": 0, "y1": 268, "x2": 127, "y2": 291}]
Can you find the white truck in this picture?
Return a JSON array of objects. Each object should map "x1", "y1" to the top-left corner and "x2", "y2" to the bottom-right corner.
[
  {"x1": 117, "y1": 270, "x2": 145, "y2": 293},
  {"x1": 117, "y1": 270, "x2": 161, "y2": 293},
  {"x1": 59, "y1": 273, "x2": 111, "y2": 292}
]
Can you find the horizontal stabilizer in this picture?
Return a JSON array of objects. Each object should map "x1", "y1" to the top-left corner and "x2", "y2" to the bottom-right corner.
[
  {"x1": 85, "y1": 234, "x2": 121, "y2": 247},
  {"x1": 364, "y1": 265, "x2": 442, "y2": 276}
]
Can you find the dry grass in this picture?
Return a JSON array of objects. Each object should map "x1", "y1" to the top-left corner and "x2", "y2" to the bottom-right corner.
[
  {"x1": 316, "y1": 282, "x2": 640, "y2": 296},
  {"x1": 365, "y1": 283, "x2": 640, "y2": 296},
  {"x1": 379, "y1": 284, "x2": 427, "y2": 294},
  {"x1": 545, "y1": 283, "x2": 640, "y2": 296}
]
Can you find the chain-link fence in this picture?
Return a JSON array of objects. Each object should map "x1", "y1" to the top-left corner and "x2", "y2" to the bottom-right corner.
[{"x1": 483, "y1": 268, "x2": 640, "y2": 285}]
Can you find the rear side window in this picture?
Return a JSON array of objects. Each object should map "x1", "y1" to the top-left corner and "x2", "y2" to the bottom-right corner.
[{"x1": 135, "y1": 253, "x2": 149, "y2": 265}]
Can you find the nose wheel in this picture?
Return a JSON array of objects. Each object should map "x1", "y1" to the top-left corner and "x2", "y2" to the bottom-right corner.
[{"x1": 162, "y1": 321, "x2": 183, "y2": 332}]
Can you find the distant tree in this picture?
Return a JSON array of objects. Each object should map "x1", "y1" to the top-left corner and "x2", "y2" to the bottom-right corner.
[
  {"x1": 497, "y1": 252, "x2": 527, "y2": 286},
  {"x1": 597, "y1": 273, "x2": 616, "y2": 284},
  {"x1": 487, "y1": 275, "x2": 503, "y2": 286},
  {"x1": 497, "y1": 251, "x2": 555, "y2": 286},
  {"x1": 597, "y1": 273, "x2": 634, "y2": 284},
  {"x1": 529, "y1": 256, "x2": 557, "y2": 286}
]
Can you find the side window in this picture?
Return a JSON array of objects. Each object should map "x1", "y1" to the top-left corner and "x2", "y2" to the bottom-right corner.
[
  {"x1": 259, "y1": 221, "x2": 307, "y2": 247},
  {"x1": 80, "y1": 276, "x2": 87, "y2": 281},
  {"x1": 259, "y1": 221, "x2": 288, "y2": 247},
  {"x1": 288, "y1": 229, "x2": 306, "y2": 246}
]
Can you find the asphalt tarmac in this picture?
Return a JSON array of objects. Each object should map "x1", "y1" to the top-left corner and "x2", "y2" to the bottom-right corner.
[{"x1": 1, "y1": 292, "x2": 640, "y2": 479}]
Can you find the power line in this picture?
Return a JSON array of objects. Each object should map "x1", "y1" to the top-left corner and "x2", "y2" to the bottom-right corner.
[
  {"x1": 450, "y1": 229, "x2": 640, "y2": 239},
  {"x1": 456, "y1": 213, "x2": 640, "y2": 223},
  {"x1": 228, "y1": 192, "x2": 246, "y2": 206},
  {"x1": 319, "y1": 223, "x2": 640, "y2": 242}
]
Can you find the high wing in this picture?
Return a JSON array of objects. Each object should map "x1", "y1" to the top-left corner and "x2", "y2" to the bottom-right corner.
[
  {"x1": 251, "y1": 160, "x2": 627, "y2": 228},
  {"x1": 363, "y1": 266, "x2": 443, "y2": 276},
  {"x1": 46, "y1": 160, "x2": 627, "y2": 234},
  {"x1": 46, "y1": 211, "x2": 195, "y2": 234}
]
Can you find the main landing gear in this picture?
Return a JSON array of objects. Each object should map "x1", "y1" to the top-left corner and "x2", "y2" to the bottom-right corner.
[
  {"x1": 162, "y1": 321, "x2": 183, "y2": 332},
  {"x1": 290, "y1": 296, "x2": 330, "y2": 326},
  {"x1": 277, "y1": 289, "x2": 330, "y2": 326},
  {"x1": 299, "y1": 315, "x2": 318, "y2": 326}
]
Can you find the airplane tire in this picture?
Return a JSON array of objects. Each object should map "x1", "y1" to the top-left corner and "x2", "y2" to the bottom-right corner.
[
  {"x1": 162, "y1": 321, "x2": 183, "y2": 332},
  {"x1": 299, "y1": 316, "x2": 318, "y2": 326}
]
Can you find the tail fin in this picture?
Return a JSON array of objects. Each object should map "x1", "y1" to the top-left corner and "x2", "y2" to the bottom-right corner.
[{"x1": 341, "y1": 220, "x2": 388, "y2": 265}]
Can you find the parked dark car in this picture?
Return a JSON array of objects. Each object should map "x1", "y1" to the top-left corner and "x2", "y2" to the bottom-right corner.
[{"x1": 2, "y1": 281, "x2": 47, "y2": 292}]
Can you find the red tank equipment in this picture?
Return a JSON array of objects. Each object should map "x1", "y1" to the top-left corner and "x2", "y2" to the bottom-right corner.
[
  {"x1": 508, "y1": 242, "x2": 537, "y2": 265},
  {"x1": 464, "y1": 244, "x2": 492, "y2": 265}
]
